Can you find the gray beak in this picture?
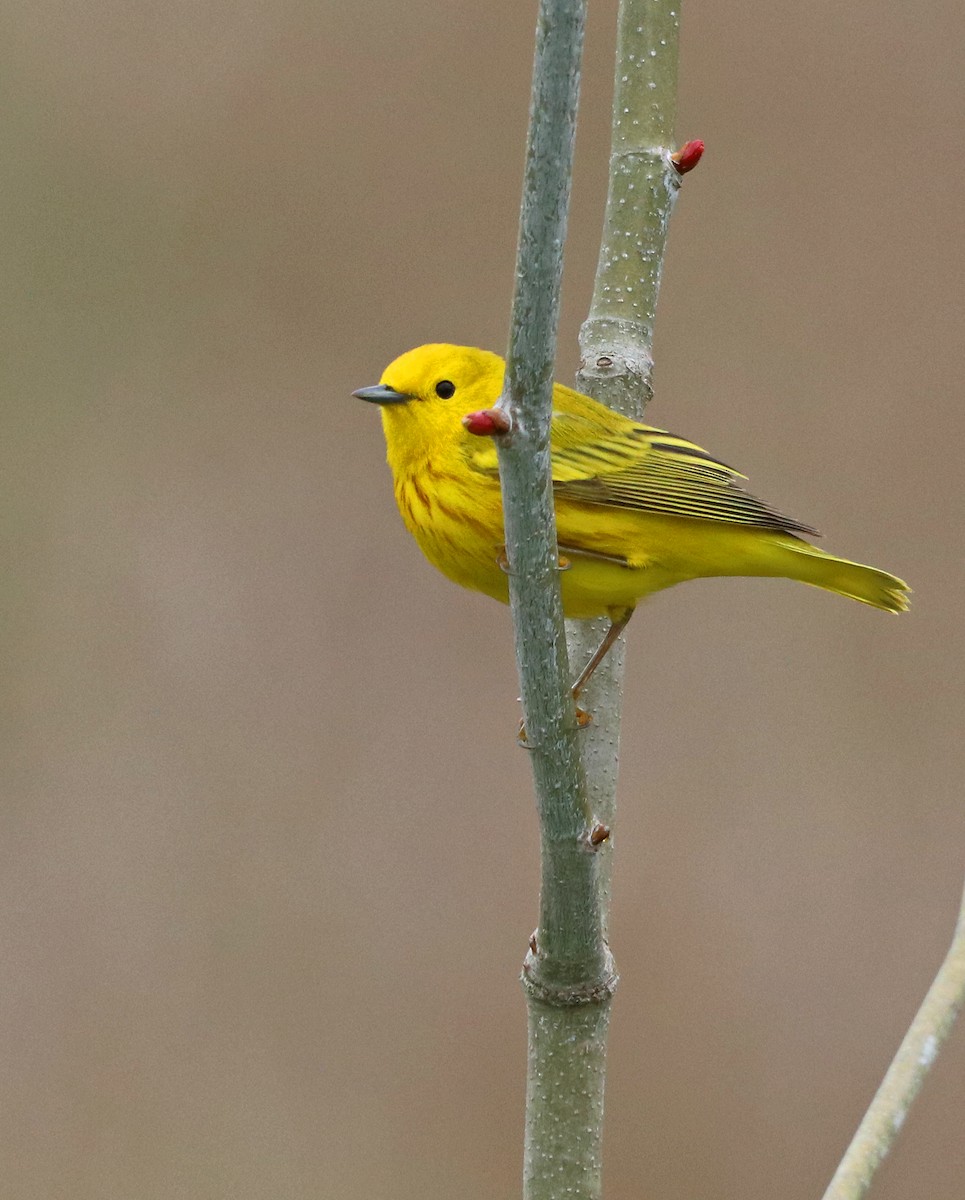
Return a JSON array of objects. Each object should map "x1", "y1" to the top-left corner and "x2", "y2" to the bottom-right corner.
[{"x1": 352, "y1": 384, "x2": 413, "y2": 405}]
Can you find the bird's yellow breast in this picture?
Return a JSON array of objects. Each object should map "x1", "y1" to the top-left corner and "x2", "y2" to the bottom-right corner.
[
  {"x1": 393, "y1": 463, "x2": 511, "y2": 604},
  {"x1": 390, "y1": 457, "x2": 698, "y2": 620}
]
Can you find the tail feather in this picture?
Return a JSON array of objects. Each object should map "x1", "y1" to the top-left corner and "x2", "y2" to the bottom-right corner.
[{"x1": 780, "y1": 541, "x2": 910, "y2": 613}]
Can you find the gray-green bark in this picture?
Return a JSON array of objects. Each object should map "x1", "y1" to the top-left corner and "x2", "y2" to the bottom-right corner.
[
  {"x1": 496, "y1": 1, "x2": 690, "y2": 1198},
  {"x1": 494, "y1": 2, "x2": 615, "y2": 1197},
  {"x1": 569, "y1": 0, "x2": 686, "y2": 941},
  {"x1": 497, "y1": 0, "x2": 603, "y2": 1000}
]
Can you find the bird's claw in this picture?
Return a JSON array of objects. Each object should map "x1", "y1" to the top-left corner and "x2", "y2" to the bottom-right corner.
[{"x1": 517, "y1": 707, "x2": 592, "y2": 748}]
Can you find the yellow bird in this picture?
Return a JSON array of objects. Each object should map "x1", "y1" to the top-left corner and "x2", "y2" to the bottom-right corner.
[{"x1": 355, "y1": 344, "x2": 909, "y2": 697}]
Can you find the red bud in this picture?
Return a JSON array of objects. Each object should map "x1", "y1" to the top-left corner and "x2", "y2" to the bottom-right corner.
[
  {"x1": 462, "y1": 408, "x2": 512, "y2": 436},
  {"x1": 671, "y1": 139, "x2": 705, "y2": 174},
  {"x1": 589, "y1": 823, "x2": 611, "y2": 846}
]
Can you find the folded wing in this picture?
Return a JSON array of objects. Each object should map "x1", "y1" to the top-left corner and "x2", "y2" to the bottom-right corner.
[
  {"x1": 461, "y1": 396, "x2": 819, "y2": 538},
  {"x1": 555, "y1": 416, "x2": 818, "y2": 535}
]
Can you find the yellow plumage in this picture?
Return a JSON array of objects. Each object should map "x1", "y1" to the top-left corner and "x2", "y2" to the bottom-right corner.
[{"x1": 355, "y1": 343, "x2": 909, "y2": 623}]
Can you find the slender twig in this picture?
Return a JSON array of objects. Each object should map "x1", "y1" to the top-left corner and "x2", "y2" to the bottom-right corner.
[
  {"x1": 569, "y1": 0, "x2": 694, "y2": 926},
  {"x1": 822, "y1": 880, "x2": 965, "y2": 1200},
  {"x1": 497, "y1": 0, "x2": 698, "y2": 1192},
  {"x1": 494, "y1": 2, "x2": 696, "y2": 1196},
  {"x1": 492, "y1": 3, "x2": 625, "y2": 1198},
  {"x1": 497, "y1": 0, "x2": 602, "y2": 999}
]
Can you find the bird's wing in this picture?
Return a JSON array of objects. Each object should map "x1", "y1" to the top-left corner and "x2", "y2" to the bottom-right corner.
[
  {"x1": 551, "y1": 412, "x2": 820, "y2": 535},
  {"x1": 463, "y1": 408, "x2": 818, "y2": 537}
]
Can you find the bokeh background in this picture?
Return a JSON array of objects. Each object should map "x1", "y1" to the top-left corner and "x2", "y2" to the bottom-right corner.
[{"x1": 4, "y1": 1, "x2": 964, "y2": 1196}]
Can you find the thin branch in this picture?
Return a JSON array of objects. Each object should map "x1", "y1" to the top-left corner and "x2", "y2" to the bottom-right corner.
[
  {"x1": 569, "y1": 0, "x2": 694, "y2": 928},
  {"x1": 497, "y1": 0, "x2": 603, "y2": 1002},
  {"x1": 495, "y1": 0, "x2": 697, "y2": 1192},
  {"x1": 822, "y1": 879, "x2": 965, "y2": 1200},
  {"x1": 492, "y1": 3, "x2": 622, "y2": 1197},
  {"x1": 577, "y1": 0, "x2": 686, "y2": 414},
  {"x1": 494, "y1": 1, "x2": 695, "y2": 1196}
]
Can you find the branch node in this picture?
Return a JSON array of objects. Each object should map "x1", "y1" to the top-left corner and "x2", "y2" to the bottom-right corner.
[
  {"x1": 577, "y1": 318, "x2": 655, "y2": 396},
  {"x1": 520, "y1": 946, "x2": 620, "y2": 1007}
]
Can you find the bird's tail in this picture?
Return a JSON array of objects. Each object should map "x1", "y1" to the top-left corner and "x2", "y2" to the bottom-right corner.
[{"x1": 776, "y1": 540, "x2": 910, "y2": 613}]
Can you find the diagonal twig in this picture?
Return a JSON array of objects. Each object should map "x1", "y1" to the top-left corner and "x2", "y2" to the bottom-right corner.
[{"x1": 822, "y1": 878, "x2": 965, "y2": 1200}]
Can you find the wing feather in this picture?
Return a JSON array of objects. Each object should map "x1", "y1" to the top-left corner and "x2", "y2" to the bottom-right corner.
[{"x1": 461, "y1": 402, "x2": 819, "y2": 538}]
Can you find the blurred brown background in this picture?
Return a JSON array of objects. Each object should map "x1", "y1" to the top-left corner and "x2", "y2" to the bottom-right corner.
[{"x1": 3, "y1": 0, "x2": 964, "y2": 1196}]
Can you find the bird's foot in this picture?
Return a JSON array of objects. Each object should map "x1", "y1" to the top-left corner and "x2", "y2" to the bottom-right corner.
[{"x1": 517, "y1": 706, "x2": 592, "y2": 749}]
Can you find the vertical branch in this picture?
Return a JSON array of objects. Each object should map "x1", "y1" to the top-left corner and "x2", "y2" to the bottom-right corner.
[
  {"x1": 498, "y1": 0, "x2": 604, "y2": 998},
  {"x1": 498, "y1": 2, "x2": 695, "y2": 1195},
  {"x1": 569, "y1": 0, "x2": 696, "y2": 925},
  {"x1": 493, "y1": 3, "x2": 619, "y2": 1198}
]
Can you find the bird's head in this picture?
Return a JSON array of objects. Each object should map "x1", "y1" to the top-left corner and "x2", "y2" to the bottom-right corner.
[{"x1": 354, "y1": 344, "x2": 505, "y2": 467}]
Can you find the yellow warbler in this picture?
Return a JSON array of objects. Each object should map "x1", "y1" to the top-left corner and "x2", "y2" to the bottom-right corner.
[{"x1": 355, "y1": 344, "x2": 908, "y2": 694}]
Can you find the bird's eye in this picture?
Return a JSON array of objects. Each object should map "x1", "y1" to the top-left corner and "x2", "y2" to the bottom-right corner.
[{"x1": 434, "y1": 380, "x2": 456, "y2": 399}]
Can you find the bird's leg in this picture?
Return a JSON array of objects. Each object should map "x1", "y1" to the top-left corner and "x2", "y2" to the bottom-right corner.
[
  {"x1": 518, "y1": 608, "x2": 634, "y2": 747},
  {"x1": 571, "y1": 607, "x2": 634, "y2": 704}
]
